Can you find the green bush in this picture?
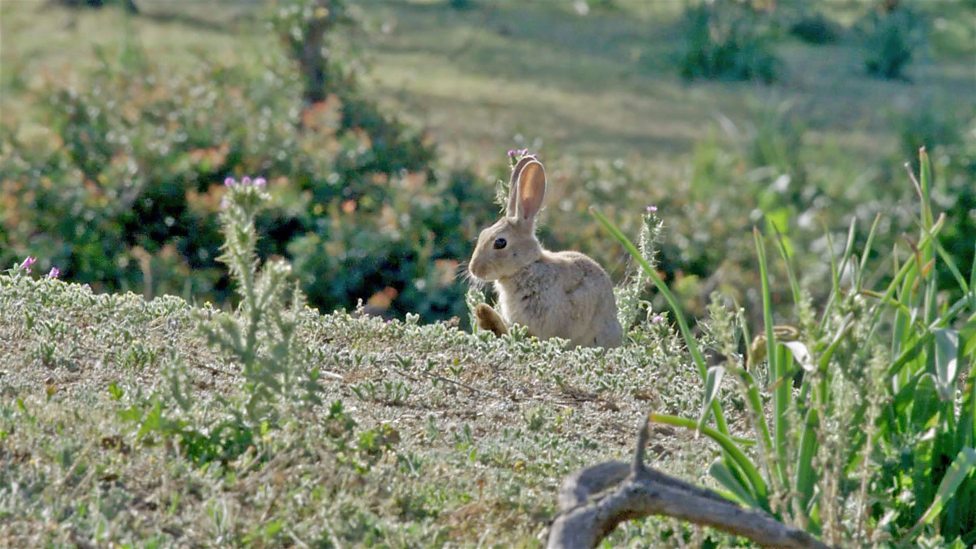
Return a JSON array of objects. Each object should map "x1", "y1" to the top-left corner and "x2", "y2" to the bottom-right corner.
[
  {"x1": 678, "y1": 0, "x2": 779, "y2": 83},
  {"x1": 788, "y1": 12, "x2": 841, "y2": 44},
  {"x1": 0, "y1": 29, "x2": 492, "y2": 323},
  {"x1": 863, "y1": 6, "x2": 924, "y2": 80}
]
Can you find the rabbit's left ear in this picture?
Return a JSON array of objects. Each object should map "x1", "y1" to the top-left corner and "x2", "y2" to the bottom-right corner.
[
  {"x1": 516, "y1": 160, "x2": 546, "y2": 223},
  {"x1": 507, "y1": 155, "x2": 536, "y2": 217}
]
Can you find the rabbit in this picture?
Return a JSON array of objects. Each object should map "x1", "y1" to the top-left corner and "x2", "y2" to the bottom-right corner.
[{"x1": 468, "y1": 155, "x2": 623, "y2": 348}]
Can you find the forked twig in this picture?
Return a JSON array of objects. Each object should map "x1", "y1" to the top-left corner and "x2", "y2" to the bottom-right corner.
[{"x1": 547, "y1": 416, "x2": 830, "y2": 549}]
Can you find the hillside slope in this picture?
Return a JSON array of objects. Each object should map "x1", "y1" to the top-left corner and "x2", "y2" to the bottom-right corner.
[{"x1": 0, "y1": 273, "x2": 723, "y2": 546}]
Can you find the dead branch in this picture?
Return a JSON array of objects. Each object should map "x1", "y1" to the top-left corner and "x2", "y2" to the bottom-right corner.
[{"x1": 547, "y1": 417, "x2": 830, "y2": 549}]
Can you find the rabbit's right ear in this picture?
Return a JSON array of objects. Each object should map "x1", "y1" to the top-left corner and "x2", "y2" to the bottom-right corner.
[
  {"x1": 515, "y1": 160, "x2": 546, "y2": 223},
  {"x1": 507, "y1": 155, "x2": 536, "y2": 217}
]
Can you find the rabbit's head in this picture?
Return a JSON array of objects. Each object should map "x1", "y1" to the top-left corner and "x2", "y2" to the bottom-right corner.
[{"x1": 468, "y1": 156, "x2": 548, "y2": 281}]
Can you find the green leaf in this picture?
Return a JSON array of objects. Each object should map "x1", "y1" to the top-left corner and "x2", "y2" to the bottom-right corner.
[
  {"x1": 912, "y1": 374, "x2": 940, "y2": 429},
  {"x1": 709, "y1": 459, "x2": 759, "y2": 508},
  {"x1": 794, "y1": 407, "x2": 819, "y2": 521},
  {"x1": 697, "y1": 365, "x2": 725, "y2": 431},
  {"x1": 934, "y1": 328, "x2": 960, "y2": 401},
  {"x1": 961, "y1": 320, "x2": 976, "y2": 361},
  {"x1": 783, "y1": 340, "x2": 814, "y2": 373},
  {"x1": 651, "y1": 412, "x2": 768, "y2": 508},
  {"x1": 739, "y1": 368, "x2": 774, "y2": 459},
  {"x1": 756, "y1": 228, "x2": 791, "y2": 489},
  {"x1": 771, "y1": 221, "x2": 801, "y2": 305},
  {"x1": 902, "y1": 447, "x2": 976, "y2": 542},
  {"x1": 959, "y1": 365, "x2": 976, "y2": 451}
]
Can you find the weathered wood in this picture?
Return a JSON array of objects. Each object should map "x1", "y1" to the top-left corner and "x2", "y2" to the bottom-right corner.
[{"x1": 547, "y1": 418, "x2": 830, "y2": 549}]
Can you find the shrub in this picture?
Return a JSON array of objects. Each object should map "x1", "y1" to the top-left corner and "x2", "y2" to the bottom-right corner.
[
  {"x1": 0, "y1": 12, "x2": 492, "y2": 323},
  {"x1": 863, "y1": 6, "x2": 924, "y2": 80},
  {"x1": 788, "y1": 12, "x2": 840, "y2": 44},
  {"x1": 271, "y1": 0, "x2": 355, "y2": 106},
  {"x1": 678, "y1": 0, "x2": 779, "y2": 83}
]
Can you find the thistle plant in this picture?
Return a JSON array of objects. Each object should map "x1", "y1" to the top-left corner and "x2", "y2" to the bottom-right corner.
[
  {"x1": 199, "y1": 176, "x2": 324, "y2": 425},
  {"x1": 594, "y1": 149, "x2": 976, "y2": 545},
  {"x1": 8, "y1": 255, "x2": 61, "y2": 279},
  {"x1": 615, "y1": 205, "x2": 663, "y2": 332},
  {"x1": 495, "y1": 149, "x2": 532, "y2": 214}
]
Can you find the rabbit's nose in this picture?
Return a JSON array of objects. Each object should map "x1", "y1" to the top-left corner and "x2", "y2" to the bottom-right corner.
[{"x1": 468, "y1": 258, "x2": 486, "y2": 279}]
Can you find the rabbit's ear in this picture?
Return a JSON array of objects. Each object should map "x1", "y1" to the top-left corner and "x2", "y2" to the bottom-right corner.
[
  {"x1": 516, "y1": 160, "x2": 546, "y2": 223},
  {"x1": 507, "y1": 155, "x2": 536, "y2": 217}
]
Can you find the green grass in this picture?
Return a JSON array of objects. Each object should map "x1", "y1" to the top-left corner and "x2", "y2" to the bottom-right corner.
[
  {"x1": 359, "y1": 1, "x2": 975, "y2": 164},
  {"x1": 3, "y1": 0, "x2": 974, "y2": 167}
]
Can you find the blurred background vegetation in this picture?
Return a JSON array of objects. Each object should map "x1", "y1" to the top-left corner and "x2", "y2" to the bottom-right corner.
[{"x1": 1, "y1": 0, "x2": 973, "y2": 325}]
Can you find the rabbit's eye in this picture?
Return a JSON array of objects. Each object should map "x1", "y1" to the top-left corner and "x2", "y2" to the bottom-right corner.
[{"x1": 493, "y1": 238, "x2": 507, "y2": 250}]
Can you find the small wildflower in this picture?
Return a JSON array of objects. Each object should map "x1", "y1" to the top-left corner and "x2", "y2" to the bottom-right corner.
[
  {"x1": 645, "y1": 205, "x2": 658, "y2": 214},
  {"x1": 254, "y1": 177, "x2": 267, "y2": 187},
  {"x1": 507, "y1": 148, "x2": 530, "y2": 165},
  {"x1": 242, "y1": 176, "x2": 252, "y2": 186},
  {"x1": 19, "y1": 256, "x2": 36, "y2": 273},
  {"x1": 47, "y1": 267, "x2": 60, "y2": 279},
  {"x1": 224, "y1": 177, "x2": 236, "y2": 187},
  {"x1": 651, "y1": 314, "x2": 665, "y2": 324}
]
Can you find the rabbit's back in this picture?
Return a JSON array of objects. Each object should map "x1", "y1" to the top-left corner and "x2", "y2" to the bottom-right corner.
[{"x1": 496, "y1": 251, "x2": 622, "y2": 348}]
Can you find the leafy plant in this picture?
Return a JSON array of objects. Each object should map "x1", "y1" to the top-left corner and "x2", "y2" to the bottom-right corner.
[
  {"x1": 271, "y1": 0, "x2": 355, "y2": 106},
  {"x1": 197, "y1": 176, "x2": 326, "y2": 423},
  {"x1": 678, "y1": 0, "x2": 779, "y2": 83},
  {"x1": 595, "y1": 149, "x2": 976, "y2": 545},
  {"x1": 0, "y1": 27, "x2": 491, "y2": 323},
  {"x1": 615, "y1": 206, "x2": 664, "y2": 332},
  {"x1": 895, "y1": 108, "x2": 976, "y2": 301},
  {"x1": 788, "y1": 12, "x2": 840, "y2": 45},
  {"x1": 863, "y1": 6, "x2": 924, "y2": 80},
  {"x1": 120, "y1": 177, "x2": 327, "y2": 464}
]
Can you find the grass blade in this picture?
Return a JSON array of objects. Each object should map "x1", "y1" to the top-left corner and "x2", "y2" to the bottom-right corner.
[
  {"x1": 697, "y1": 365, "x2": 726, "y2": 431},
  {"x1": 772, "y1": 223, "x2": 802, "y2": 306},
  {"x1": 793, "y1": 407, "x2": 819, "y2": 523},
  {"x1": 902, "y1": 447, "x2": 976, "y2": 542},
  {"x1": 933, "y1": 328, "x2": 959, "y2": 401},
  {"x1": 650, "y1": 412, "x2": 768, "y2": 507},
  {"x1": 857, "y1": 213, "x2": 883, "y2": 288},
  {"x1": 754, "y1": 228, "x2": 790, "y2": 490},
  {"x1": 593, "y1": 207, "x2": 729, "y2": 434},
  {"x1": 710, "y1": 460, "x2": 760, "y2": 508}
]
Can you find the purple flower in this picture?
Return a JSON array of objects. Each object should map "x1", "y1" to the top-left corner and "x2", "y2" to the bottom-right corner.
[
  {"x1": 645, "y1": 205, "x2": 658, "y2": 213},
  {"x1": 224, "y1": 177, "x2": 236, "y2": 187},
  {"x1": 47, "y1": 267, "x2": 60, "y2": 279},
  {"x1": 242, "y1": 176, "x2": 252, "y2": 186},
  {"x1": 507, "y1": 148, "x2": 530, "y2": 159},
  {"x1": 650, "y1": 314, "x2": 665, "y2": 324},
  {"x1": 19, "y1": 256, "x2": 36, "y2": 273},
  {"x1": 254, "y1": 177, "x2": 267, "y2": 187}
]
